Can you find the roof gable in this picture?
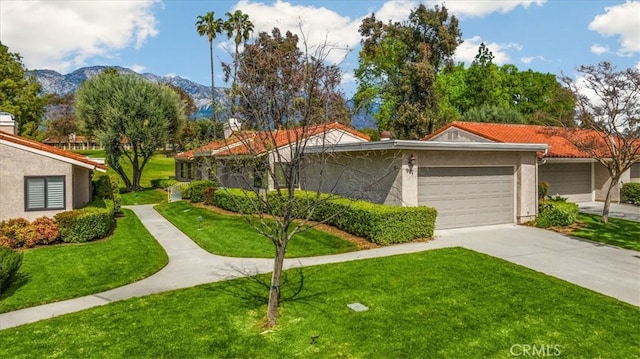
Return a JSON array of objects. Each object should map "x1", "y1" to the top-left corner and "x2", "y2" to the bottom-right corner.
[
  {"x1": 424, "y1": 122, "x2": 609, "y2": 158},
  {"x1": 0, "y1": 131, "x2": 107, "y2": 171}
]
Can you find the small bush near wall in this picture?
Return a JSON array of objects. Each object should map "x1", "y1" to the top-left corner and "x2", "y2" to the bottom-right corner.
[
  {"x1": 93, "y1": 173, "x2": 122, "y2": 214},
  {"x1": 0, "y1": 218, "x2": 30, "y2": 248},
  {"x1": 0, "y1": 247, "x2": 23, "y2": 295},
  {"x1": 622, "y1": 183, "x2": 640, "y2": 205},
  {"x1": 55, "y1": 199, "x2": 115, "y2": 243},
  {"x1": 0, "y1": 217, "x2": 60, "y2": 249},
  {"x1": 150, "y1": 178, "x2": 178, "y2": 189},
  {"x1": 536, "y1": 200, "x2": 578, "y2": 228},
  {"x1": 187, "y1": 180, "x2": 218, "y2": 203},
  {"x1": 211, "y1": 189, "x2": 438, "y2": 244}
]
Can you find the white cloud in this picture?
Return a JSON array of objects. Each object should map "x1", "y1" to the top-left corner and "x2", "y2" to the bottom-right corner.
[
  {"x1": 454, "y1": 36, "x2": 518, "y2": 65},
  {"x1": 235, "y1": 0, "x2": 361, "y2": 63},
  {"x1": 130, "y1": 64, "x2": 147, "y2": 74},
  {"x1": 520, "y1": 55, "x2": 547, "y2": 64},
  {"x1": 588, "y1": 1, "x2": 640, "y2": 56},
  {"x1": 590, "y1": 44, "x2": 610, "y2": 55},
  {"x1": 341, "y1": 72, "x2": 355, "y2": 85},
  {"x1": 429, "y1": 0, "x2": 546, "y2": 18},
  {"x1": 0, "y1": 0, "x2": 159, "y2": 72}
]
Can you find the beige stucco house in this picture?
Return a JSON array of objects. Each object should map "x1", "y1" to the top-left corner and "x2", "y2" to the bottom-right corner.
[
  {"x1": 302, "y1": 139, "x2": 547, "y2": 229},
  {"x1": 425, "y1": 122, "x2": 639, "y2": 203},
  {"x1": 175, "y1": 120, "x2": 370, "y2": 191},
  {"x1": 0, "y1": 113, "x2": 107, "y2": 221}
]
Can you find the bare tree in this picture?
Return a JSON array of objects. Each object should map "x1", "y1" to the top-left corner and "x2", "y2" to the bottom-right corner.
[
  {"x1": 184, "y1": 28, "x2": 399, "y2": 329},
  {"x1": 560, "y1": 62, "x2": 640, "y2": 222}
]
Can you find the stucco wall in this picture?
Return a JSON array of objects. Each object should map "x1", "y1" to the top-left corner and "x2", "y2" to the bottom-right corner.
[
  {"x1": 301, "y1": 149, "x2": 539, "y2": 224},
  {"x1": 0, "y1": 143, "x2": 75, "y2": 220},
  {"x1": 72, "y1": 166, "x2": 93, "y2": 209},
  {"x1": 300, "y1": 150, "x2": 403, "y2": 205},
  {"x1": 427, "y1": 128, "x2": 493, "y2": 143},
  {"x1": 594, "y1": 162, "x2": 629, "y2": 202}
]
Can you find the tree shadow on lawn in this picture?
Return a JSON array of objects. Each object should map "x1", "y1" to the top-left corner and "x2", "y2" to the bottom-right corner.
[
  {"x1": 573, "y1": 214, "x2": 640, "y2": 251},
  {"x1": 207, "y1": 266, "x2": 338, "y2": 314},
  {"x1": 0, "y1": 272, "x2": 30, "y2": 301}
]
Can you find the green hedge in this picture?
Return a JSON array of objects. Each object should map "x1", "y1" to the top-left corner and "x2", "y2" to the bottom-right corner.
[
  {"x1": 622, "y1": 183, "x2": 640, "y2": 205},
  {"x1": 93, "y1": 173, "x2": 122, "y2": 214},
  {"x1": 211, "y1": 189, "x2": 437, "y2": 245},
  {"x1": 0, "y1": 246, "x2": 23, "y2": 295},
  {"x1": 54, "y1": 199, "x2": 115, "y2": 243},
  {"x1": 185, "y1": 180, "x2": 218, "y2": 203},
  {"x1": 536, "y1": 200, "x2": 578, "y2": 228},
  {"x1": 150, "y1": 178, "x2": 178, "y2": 189}
]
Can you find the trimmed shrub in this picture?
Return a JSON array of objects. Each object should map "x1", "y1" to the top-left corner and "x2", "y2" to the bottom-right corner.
[
  {"x1": 0, "y1": 246, "x2": 23, "y2": 294},
  {"x1": 622, "y1": 183, "x2": 640, "y2": 206},
  {"x1": 187, "y1": 180, "x2": 218, "y2": 203},
  {"x1": 0, "y1": 235, "x2": 16, "y2": 249},
  {"x1": 537, "y1": 200, "x2": 578, "y2": 228},
  {"x1": 203, "y1": 187, "x2": 217, "y2": 206},
  {"x1": 24, "y1": 217, "x2": 60, "y2": 247},
  {"x1": 55, "y1": 199, "x2": 115, "y2": 243},
  {"x1": 0, "y1": 218, "x2": 30, "y2": 248},
  {"x1": 94, "y1": 173, "x2": 122, "y2": 214},
  {"x1": 212, "y1": 189, "x2": 437, "y2": 245},
  {"x1": 151, "y1": 178, "x2": 178, "y2": 189}
]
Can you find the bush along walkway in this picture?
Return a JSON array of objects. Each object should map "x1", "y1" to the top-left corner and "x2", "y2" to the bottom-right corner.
[{"x1": 1, "y1": 205, "x2": 638, "y2": 330}]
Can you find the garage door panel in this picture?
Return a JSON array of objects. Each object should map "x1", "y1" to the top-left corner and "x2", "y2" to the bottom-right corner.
[
  {"x1": 418, "y1": 166, "x2": 514, "y2": 229},
  {"x1": 539, "y1": 163, "x2": 592, "y2": 202}
]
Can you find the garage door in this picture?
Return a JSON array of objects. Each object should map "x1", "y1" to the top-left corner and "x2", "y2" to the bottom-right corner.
[
  {"x1": 418, "y1": 167, "x2": 514, "y2": 229},
  {"x1": 539, "y1": 163, "x2": 592, "y2": 202}
]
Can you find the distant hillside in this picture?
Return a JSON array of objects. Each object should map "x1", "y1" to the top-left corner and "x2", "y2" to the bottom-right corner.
[{"x1": 33, "y1": 66, "x2": 376, "y2": 129}]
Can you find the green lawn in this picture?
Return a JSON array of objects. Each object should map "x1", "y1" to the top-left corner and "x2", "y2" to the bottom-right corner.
[
  {"x1": 0, "y1": 209, "x2": 168, "y2": 313},
  {"x1": 0, "y1": 248, "x2": 636, "y2": 358},
  {"x1": 155, "y1": 201, "x2": 357, "y2": 258},
  {"x1": 572, "y1": 214, "x2": 640, "y2": 251},
  {"x1": 74, "y1": 150, "x2": 175, "y2": 205}
]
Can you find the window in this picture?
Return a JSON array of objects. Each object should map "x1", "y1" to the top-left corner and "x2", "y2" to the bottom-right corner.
[
  {"x1": 274, "y1": 162, "x2": 299, "y2": 189},
  {"x1": 25, "y1": 176, "x2": 65, "y2": 211}
]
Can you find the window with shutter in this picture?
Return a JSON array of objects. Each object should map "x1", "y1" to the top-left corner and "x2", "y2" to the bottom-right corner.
[{"x1": 25, "y1": 176, "x2": 65, "y2": 211}]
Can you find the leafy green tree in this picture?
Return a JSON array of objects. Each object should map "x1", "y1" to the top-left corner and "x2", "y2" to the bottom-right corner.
[
  {"x1": 355, "y1": 4, "x2": 462, "y2": 139},
  {"x1": 196, "y1": 11, "x2": 224, "y2": 121},
  {"x1": 464, "y1": 105, "x2": 525, "y2": 124},
  {"x1": 44, "y1": 93, "x2": 77, "y2": 144},
  {"x1": 465, "y1": 43, "x2": 510, "y2": 110},
  {"x1": 0, "y1": 42, "x2": 47, "y2": 137},
  {"x1": 75, "y1": 71, "x2": 185, "y2": 191}
]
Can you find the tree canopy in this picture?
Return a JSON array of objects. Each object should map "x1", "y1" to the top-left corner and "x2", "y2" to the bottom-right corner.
[
  {"x1": 75, "y1": 71, "x2": 185, "y2": 191},
  {"x1": 0, "y1": 42, "x2": 47, "y2": 138},
  {"x1": 354, "y1": 4, "x2": 462, "y2": 139}
]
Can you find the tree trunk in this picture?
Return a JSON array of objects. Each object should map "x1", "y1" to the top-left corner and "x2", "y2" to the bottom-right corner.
[
  {"x1": 601, "y1": 176, "x2": 619, "y2": 224},
  {"x1": 266, "y1": 241, "x2": 286, "y2": 328},
  {"x1": 209, "y1": 39, "x2": 216, "y2": 122}
]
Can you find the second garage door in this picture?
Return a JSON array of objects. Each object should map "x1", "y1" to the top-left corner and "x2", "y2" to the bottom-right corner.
[
  {"x1": 539, "y1": 163, "x2": 592, "y2": 202},
  {"x1": 418, "y1": 167, "x2": 514, "y2": 229}
]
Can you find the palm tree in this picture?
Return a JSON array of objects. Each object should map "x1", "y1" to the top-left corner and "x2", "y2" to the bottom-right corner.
[
  {"x1": 195, "y1": 11, "x2": 224, "y2": 122},
  {"x1": 224, "y1": 10, "x2": 254, "y2": 87}
]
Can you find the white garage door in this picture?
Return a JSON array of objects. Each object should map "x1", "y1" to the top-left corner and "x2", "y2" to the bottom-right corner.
[
  {"x1": 418, "y1": 167, "x2": 514, "y2": 229},
  {"x1": 539, "y1": 163, "x2": 592, "y2": 202}
]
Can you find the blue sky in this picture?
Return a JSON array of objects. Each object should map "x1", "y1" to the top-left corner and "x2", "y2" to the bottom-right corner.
[{"x1": 1, "y1": 0, "x2": 639, "y2": 96}]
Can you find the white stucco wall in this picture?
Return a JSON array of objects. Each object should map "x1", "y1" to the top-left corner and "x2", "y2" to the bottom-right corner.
[
  {"x1": 594, "y1": 162, "x2": 630, "y2": 202},
  {"x1": 1, "y1": 143, "x2": 76, "y2": 220}
]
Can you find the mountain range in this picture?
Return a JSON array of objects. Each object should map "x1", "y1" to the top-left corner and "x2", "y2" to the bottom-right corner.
[{"x1": 32, "y1": 66, "x2": 376, "y2": 129}]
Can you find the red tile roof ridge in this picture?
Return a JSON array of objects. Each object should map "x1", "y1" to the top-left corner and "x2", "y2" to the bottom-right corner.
[{"x1": 0, "y1": 131, "x2": 107, "y2": 171}]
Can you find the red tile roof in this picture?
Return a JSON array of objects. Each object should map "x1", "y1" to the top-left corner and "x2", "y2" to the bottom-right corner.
[
  {"x1": 424, "y1": 121, "x2": 613, "y2": 158},
  {"x1": 0, "y1": 131, "x2": 108, "y2": 171},
  {"x1": 176, "y1": 122, "x2": 370, "y2": 159}
]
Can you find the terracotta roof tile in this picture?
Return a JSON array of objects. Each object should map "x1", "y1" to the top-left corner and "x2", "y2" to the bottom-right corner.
[
  {"x1": 177, "y1": 122, "x2": 370, "y2": 159},
  {"x1": 0, "y1": 131, "x2": 108, "y2": 171},
  {"x1": 424, "y1": 122, "x2": 611, "y2": 158}
]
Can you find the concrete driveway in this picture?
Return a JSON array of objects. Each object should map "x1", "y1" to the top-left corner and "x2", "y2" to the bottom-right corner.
[
  {"x1": 578, "y1": 202, "x2": 640, "y2": 222},
  {"x1": 434, "y1": 224, "x2": 640, "y2": 307}
]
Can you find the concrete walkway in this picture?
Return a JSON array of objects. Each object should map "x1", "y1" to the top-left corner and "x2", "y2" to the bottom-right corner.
[
  {"x1": 1, "y1": 205, "x2": 638, "y2": 330},
  {"x1": 578, "y1": 201, "x2": 640, "y2": 222}
]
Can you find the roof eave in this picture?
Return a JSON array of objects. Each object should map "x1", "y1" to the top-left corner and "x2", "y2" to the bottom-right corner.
[{"x1": 304, "y1": 140, "x2": 548, "y2": 153}]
